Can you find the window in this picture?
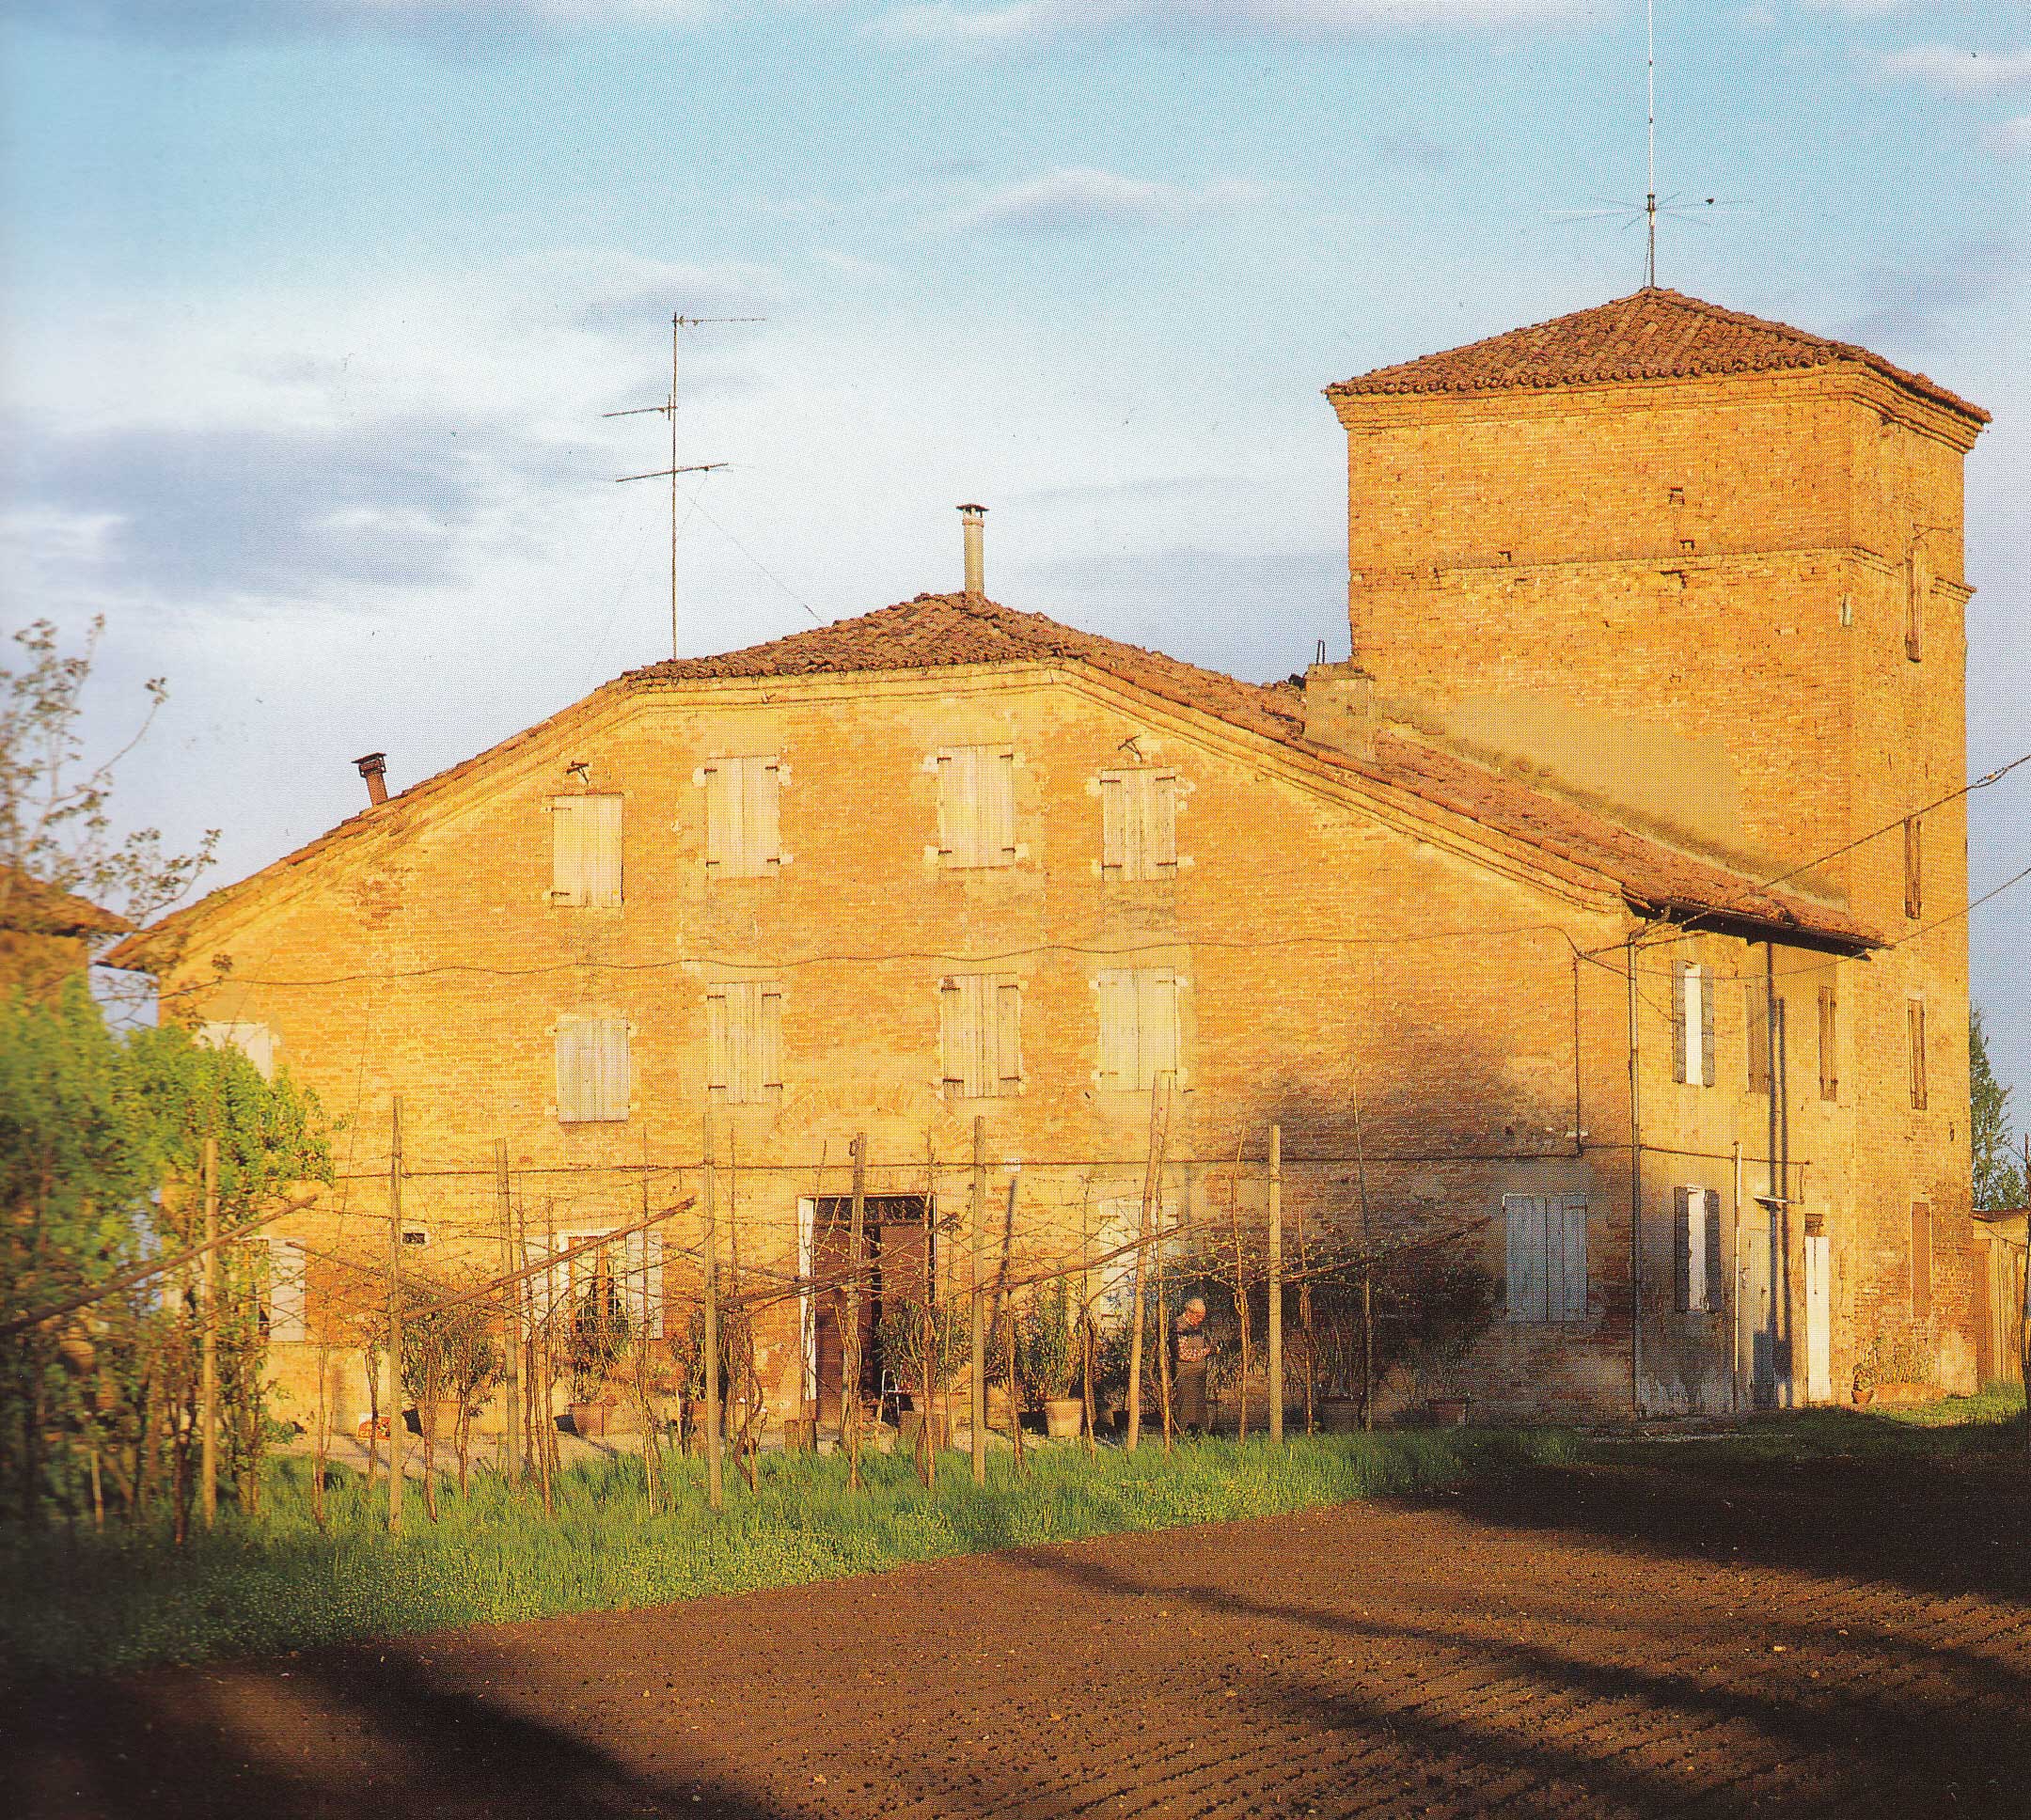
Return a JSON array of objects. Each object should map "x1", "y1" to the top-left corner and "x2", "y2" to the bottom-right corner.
[
  {"x1": 706, "y1": 981, "x2": 782, "y2": 1103},
  {"x1": 548, "y1": 794, "x2": 622, "y2": 907},
  {"x1": 938, "y1": 974, "x2": 1023, "y2": 1098},
  {"x1": 701, "y1": 756, "x2": 781, "y2": 878},
  {"x1": 1903, "y1": 816, "x2": 1922, "y2": 919},
  {"x1": 260, "y1": 1237, "x2": 307, "y2": 1342},
  {"x1": 1672, "y1": 962, "x2": 1715, "y2": 1087},
  {"x1": 1099, "y1": 769, "x2": 1179, "y2": 881},
  {"x1": 1094, "y1": 966, "x2": 1181, "y2": 1090},
  {"x1": 1909, "y1": 1203, "x2": 1932, "y2": 1320},
  {"x1": 1745, "y1": 986, "x2": 1771, "y2": 1095},
  {"x1": 1818, "y1": 985, "x2": 1838, "y2": 1102},
  {"x1": 555, "y1": 1014, "x2": 631, "y2": 1122},
  {"x1": 199, "y1": 1021, "x2": 276, "y2": 1082},
  {"x1": 400, "y1": 1225, "x2": 431, "y2": 1248},
  {"x1": 1908, "y1": 996, "x2": 1929, "y2": 1110},
  {"x1": 1673, "y1": 1186, "x2": 1724, "y2": 1315},
  {"x1": 1905, "y1": 543, "x2": 1928, "y2": 662},
  {"x1": 543, "y1": 1230, "x2": 664, "y2": 1337},
  {"x1": 1092, "y1": 1195, "x2": 1176, "y2": 1319},
  {"x1": 1504, "y1": 1193, "x2": 1588, "y2": 1322},
  {"x1": 937, "y1": 745, "x2": 1017, "y2": 869}
]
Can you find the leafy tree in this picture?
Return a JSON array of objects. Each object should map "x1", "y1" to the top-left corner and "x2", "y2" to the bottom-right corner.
[{"x1": 1971, "y1": 1005, "x2": 2024, "y2": 1213}]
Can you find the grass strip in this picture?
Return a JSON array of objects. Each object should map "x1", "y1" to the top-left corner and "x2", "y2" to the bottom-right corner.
[{"x1": 1, "y1": 1427, "x2": 1576, "y2": 1676}]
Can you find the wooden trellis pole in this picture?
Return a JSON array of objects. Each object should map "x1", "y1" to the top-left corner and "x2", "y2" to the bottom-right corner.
[
  {"x1": 497, "y1": 1139, "x2": 520, "y2": 1487},
  {"x1": 1268, "y1": 1123, "x2": 1283, "y2": 1445},
  {"x1": 702, "y1": 1103, "x2": 724, "y2": 1514},
  {"x1": 198, "y1": 1136, "x2": 218, "y2": 1529},
  {"x1": 970, "y1": 1116, "x2": 986, "y2": 1486},
  {"x1": 845, "y1": 1134, "x2": 866, "y2": 1491},
  {"x1": 386, "y1": 1096, "x2": 405, "y2": 1536}
]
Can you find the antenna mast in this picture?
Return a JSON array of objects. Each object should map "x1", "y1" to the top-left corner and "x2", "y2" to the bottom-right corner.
[
  {"x1": 1645, "y1": 0, "x2": 1657, "y2": 289},
  {"x1": 607, "y1": 312, "x2": 761, "y2": 661}
]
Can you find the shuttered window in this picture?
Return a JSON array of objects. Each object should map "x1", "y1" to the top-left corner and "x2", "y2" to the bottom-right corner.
[
  {"x1": 1099, "y1": 769, "x2": 1179, "y2": 881},
  {"x1": 1094, "y1": 967, "x2": 1181, "y2": 1090},
  {"x1": 199, "y1": 1021, "x2": 276, "y2": 1082},
  {"x1": 548, "y1": 1230, "x2": 665, "y2": 1339},
  {"x1": 1903, "y1": 816, "x2": 1923, "y2": 918},
  {"x1": 1908, "y1": 997, "x2": 1929, "y2": 1110},
  {"x1": 1909, "y1": 1203, "x2": 1932, "y2": 1320},
  {"x1": 1818, "y1": 985, "x2": 1838, "y2": 1102},
  {"x1": 1504, "y1": 1193, "x2": 1588, "y2": 1323},
  {"x1": 938, "y1": 974, "x2": 1023, "y2": 1097},
  {"x1": 702, "y1": 757, "x2": 781, "y2": 878},
  {"x1": 549, "y1": 794, "x2": 622, "y2": 907},
  {"x1": 1745, "y1": 986, "x2": 1771, "y2": 1095},
  {"x1": 261, "y1": 1237, "x2": 307, "y2": 1342},
  {"x1": 936, "y1": 746, "x2": 1017, "y2": 869},
  {"x1": 1672, "y1": 962, "x2": 1715, "y2": 1087},
  {"x1": 706, "y1": 981, "x2": 783, "y2": 1103},
  {"x1": 555, "y1": 1015, "x2": 631, "y2": 1122},
  {"x1": 1673, "y1": 1186, "x2": 1725, "y2": 1315}
]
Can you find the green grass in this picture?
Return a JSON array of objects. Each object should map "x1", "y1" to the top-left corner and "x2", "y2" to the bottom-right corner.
[
  {"x1": 1581, "y1": 1383, "x2": 2029, "y2": 1467},
  {"x1": 0, "y1": 1428, "x2": 1577, "y2": 1677}
]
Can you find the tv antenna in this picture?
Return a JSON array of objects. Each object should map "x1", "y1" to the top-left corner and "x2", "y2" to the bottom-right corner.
[
  {"x1": 606, "y1": 312, "x2": 763, "y2": 661},
  {"x1": 1550, "y1": 2, "x2": 1747, "y2": 287}
]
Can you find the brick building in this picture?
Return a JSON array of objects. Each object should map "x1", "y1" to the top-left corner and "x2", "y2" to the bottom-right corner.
[{"x1": 116, "y1": 288, "x2": 1989, "y2": 1428}]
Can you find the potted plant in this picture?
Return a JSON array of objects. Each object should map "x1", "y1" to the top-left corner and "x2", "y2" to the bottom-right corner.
[
  {"x1": 561, "y1": 1271, "x2": 630, "y2": 1438},
  {"x1": 876, "y1": 1301, "x2": 965, "y2": 1454},
  {"x1": 1019, "y1": 1280, "x2": 1082, "y2": 1438}
]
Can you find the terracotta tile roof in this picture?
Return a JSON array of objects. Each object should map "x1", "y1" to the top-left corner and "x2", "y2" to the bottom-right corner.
[
  {"x1": 1327, "y1": 288, "x2": 1989, "y2": 425},
  {"x1": 0, "y1": 869, "x2": 131, "y2": 938},
  {"x1": 116, "y1": 592, "x2": 1873, "y2": 964}
]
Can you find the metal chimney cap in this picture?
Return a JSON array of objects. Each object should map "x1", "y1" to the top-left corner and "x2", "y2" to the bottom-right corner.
[
  {"x1": 957, "y1": 502, "x2": 988, "y2": 517},
  {"x1": 353, "y1": 752, "x2": 387, "y2": 775}
]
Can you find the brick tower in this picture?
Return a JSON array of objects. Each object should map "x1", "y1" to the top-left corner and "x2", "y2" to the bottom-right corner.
[{"x1": 1326, "y1": 286, "x2": 1992, "y2": 1390}]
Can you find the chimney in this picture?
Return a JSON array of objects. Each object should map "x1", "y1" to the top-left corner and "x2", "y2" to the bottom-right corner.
[
  {"x1": 1300, "y1": 665, "x2": 1378, "y2": 760},
  {"x1": 958, "y1": 503, "x2": 987, "y2": 596},
  {"x1": 354, "y1": 751, "x2": 388, "y2": 808}
]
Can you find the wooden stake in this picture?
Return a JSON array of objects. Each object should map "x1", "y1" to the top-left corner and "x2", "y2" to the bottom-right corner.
[
  {"x1": 1005, "y1": 1176, "x2": 1025, "y2": 1474},
  {"x1": 198, "y1": 1136, "x2": 218, "y2": 1528},
  {"x1": 1126, "y1": 1079, "x2": 1166, "y2": 1453},
  {"x1": 497, "y1": 1139, "x2": 520, "y2": 1487},
  {"x1": 2022, "y1": 1134, "x2": 2029, "y2": 1461},
  {"x1": 386, "y1": 1098, "x2": 405, "y2": 1536},
  {"x1": 970, "y1": 1116, "x2": 986, "y2": 1486},
  {"x1": 1268, "y1": 1123, "x2": 1283, "y2": 1445},
  {"x1": 845, "y1": 1134, "x2": 866, "y2": 1491},
  {"x1": 702, "y1": 1104, "x2": 724, "y2": 1514},
  {"x1": 1352, "y1": 1075, "x2": 1375, "y2": 1433}
]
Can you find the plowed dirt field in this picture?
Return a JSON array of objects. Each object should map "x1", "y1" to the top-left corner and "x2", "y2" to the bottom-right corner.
[{"x1": 12, "y1": 1447, "x2": 2030, "y2": 1818}]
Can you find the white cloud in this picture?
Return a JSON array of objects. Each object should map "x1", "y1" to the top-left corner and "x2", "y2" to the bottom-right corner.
[
  {"x1": 1879, "y1": 43, "x2": 2031, "y2": 95},
  {"x1": 873, "y1": 0, "x2": 1595, "y2": 47},
  {"x1": 1990, "y1": 113, "x2": 2031, "y2": 154},
  {"x1": 2, "y1": 0, "x2": 719, "y2": 46},
  {"x1": 949, "y1": 167, "x2": 1265, "y2": 235}
]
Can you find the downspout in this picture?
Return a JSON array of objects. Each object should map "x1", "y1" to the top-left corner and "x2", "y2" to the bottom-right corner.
[
  {"x1": 1628, "y1": 933, "x2": 1643, "y2": 1418},
  {"x1": 1766, "y1": 942, "x2": 1782, "y2": 1403},
  {"x1": 1731, "y1": 1138, "x2": 1743, "y2": 1414}
]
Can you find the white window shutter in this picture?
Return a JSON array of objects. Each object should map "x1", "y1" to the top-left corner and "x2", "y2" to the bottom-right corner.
[
  {"x1": 1150, "y1": 773, "x2": 1178, "y2": 874},
  {"x1": 1122, "y1": 772, "x2": 1148, "y2": 880},
  {"x1": 706, "y1": 989, "x2": 732, "y2": 1092},
  {"x1": 936, "y1": 753, "x2": 960, "y2": 861},
  {"x1": 1138, "y1": 969, "x2": 1179, "y2": 1087},
  {"x1": 556, "y1": 1022, "x2": 585, "y2": 1122},
  {"x1": 551, "y1": 797, "x2": 588, "y2": 905},
  {"x1": 939, "y1": 980, "x2": 967, "y2": 1090},
  {"x1": 1505, "y1": 1195, "x2": 1545, "y2": 1322},
  {"x1": 587, "y1": 795, "x2": 622, "y2": 907},
  {"x1": 1095, "y1": 970, "x2": 1133, "y2": 1088},
  {"x1": 996, "y1": 981, "x2": 1023, "y2": 1090},
  {"x1": 1557, "y1": 1195, "x2": 1589, "y2": 1319},
  {"x1": 597, "y1": 1017, "x2": 630, "y2": 1120},
  {"x1": 759, "y1": 987, "x2": 783, "y2": 1091},
  {"x1": 264, "y1": 1238, "x2": 307, "y2": 1342},
  {"x1": 703, "y1": 763, "x2": 729, "y2": 871},
  {"x1": 753, "y1": 761, "x2": 781, "y2": 871},
  {"x1": 1100, "y1": 774, "x2": 1126, "y2": 877},
  {"x1": 990, "y1": 751, "x2": 1016, "y2": 860}
]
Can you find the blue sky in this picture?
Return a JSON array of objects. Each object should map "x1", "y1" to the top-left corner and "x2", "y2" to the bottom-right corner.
[{"x1": 3, "y1": 1, "x2": 2026, "y2": 1108}]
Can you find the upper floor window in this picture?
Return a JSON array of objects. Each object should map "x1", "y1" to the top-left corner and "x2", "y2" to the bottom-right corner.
[
  {"x1": 701, "y1": 757, "x2": 781, "y2": 879},
  {"x1": 1094, "y1": 965, "x2": 1181, "y2": 1090},
  {"x1": 937, "y1": 745, "x2": 1017, "y2": 869},
  {"x1": 1903, "y1": 815, "x2": 1923, "y2": 919},
  {"x1": 1907, "y1": 996, "x2": 1929, "y2": 1110},
  {"x1": 1672, "y1": 961, "x2": 1715, "y2": 1087},
  {"x1": 1673, "y1": 1186, "x2": 1723, "y2": 1315},
  {"x1": 556, "y1": 1014, "x2": 631, "y2": 1122},
  {"x1": 707, "y1": 981, "x2": 783, "y2": 1103},
  {"x1": 938, "y1": 974, "x2": 1023, "y2": 1098},
  {"x1": 1099, "y1": 768, "x2": 1179, "y2": 882},
  {"x1": 549, "y1": 794, "x2": 622, "y2": 907},
  {"x1": 1504, "y1": 1193, "x2": 1587, "y2": 1322},
  {"x1": 1818, "y1": 984, "x2": 1839, "y2": 1102},
  {"x1": 259, "y1": 1236, "x2": 307, "y2": 1342},
  {"x1": 200, "y1": 1020, "x2": 276, "y2": 1081}
]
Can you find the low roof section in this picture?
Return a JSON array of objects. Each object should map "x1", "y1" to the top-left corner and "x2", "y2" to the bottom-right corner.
[{"x1": 110, "y1": 591, "x2": 1875, "y2": 968}]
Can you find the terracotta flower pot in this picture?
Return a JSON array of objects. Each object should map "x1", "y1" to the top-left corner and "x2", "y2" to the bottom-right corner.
[
  {"x1": 1427, "y1": 1395, "x2": 1471, "y2": 1427},
  {"x1": 898, "y1": 1407, "x2": 953, "y2": 1450},
  {"x1": 1043, "y1": 1396, "x2": 1084, "y2": 1439},
  {"x1": 567, "y1": 1399, "x2": 613, "y2": 1438},
  {"x1": 1317, "y1": 1396, "x2": 1364, "y2": 1435}
]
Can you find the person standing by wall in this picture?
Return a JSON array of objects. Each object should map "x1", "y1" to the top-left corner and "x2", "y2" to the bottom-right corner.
[{"x1": 1174, "y1": 1296, "x2": 1213, "y2": 1436}]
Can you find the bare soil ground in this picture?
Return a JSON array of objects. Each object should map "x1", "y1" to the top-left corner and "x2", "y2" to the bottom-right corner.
[{"x1": 9, "y1": 1445, "x2": 2029, "y2": 1819}]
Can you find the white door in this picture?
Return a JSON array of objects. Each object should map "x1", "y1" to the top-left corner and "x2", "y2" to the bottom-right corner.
[{"x1": 1803, "y1": 1234, "x2": 1833, "y2": 1404}]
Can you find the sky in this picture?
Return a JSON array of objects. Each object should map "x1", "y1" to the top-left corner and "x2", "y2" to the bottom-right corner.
[{"x1": 2, "y1": 1, "x2": 2026, "y2": 1117}]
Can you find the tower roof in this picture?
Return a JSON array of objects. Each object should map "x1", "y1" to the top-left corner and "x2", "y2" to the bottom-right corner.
[{"x1": 1327, "y1": 287, "x2": 1988, "y2": 424}]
